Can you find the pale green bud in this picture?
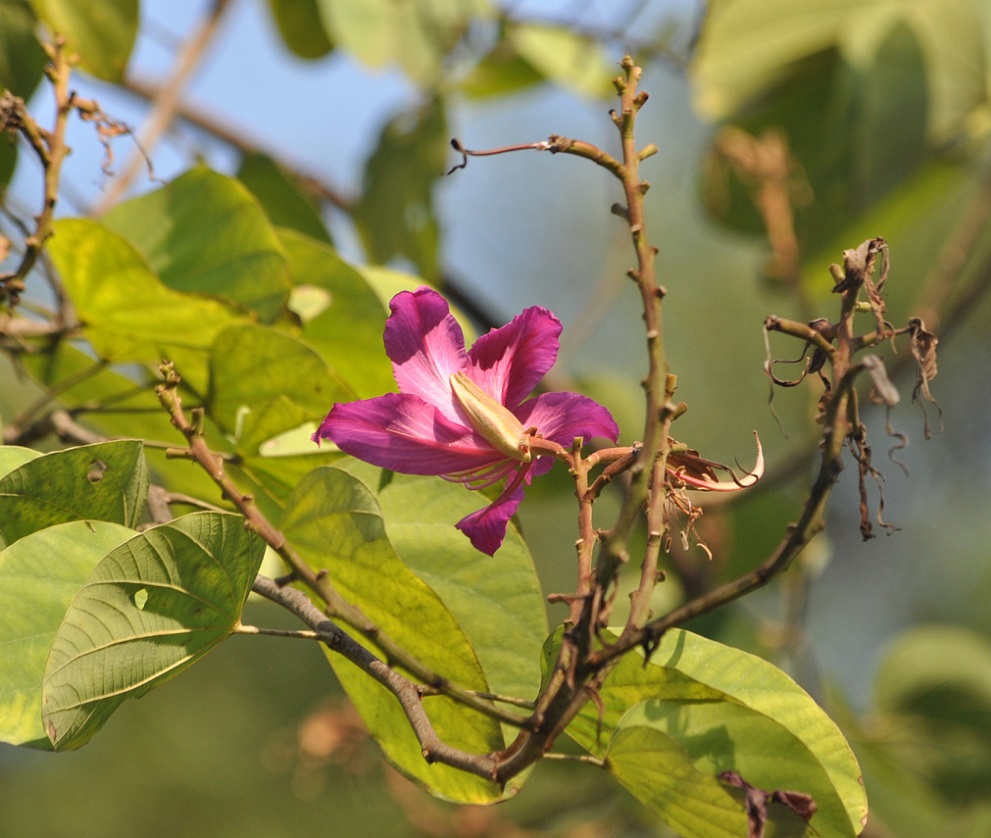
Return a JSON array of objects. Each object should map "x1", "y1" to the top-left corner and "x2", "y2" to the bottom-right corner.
[{"x1": 450, "y1": 372, "x2": 531, "y2": 461}]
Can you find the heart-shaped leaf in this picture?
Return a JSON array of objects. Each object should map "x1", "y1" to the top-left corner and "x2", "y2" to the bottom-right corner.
[{"x1": 42, "y1": 512, "x2": 265, "y2": 750}]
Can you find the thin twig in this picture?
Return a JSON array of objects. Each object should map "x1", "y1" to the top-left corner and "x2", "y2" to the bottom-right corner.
[{"x1": 92, "y1": 0, "x2": 233, "y2": 214}]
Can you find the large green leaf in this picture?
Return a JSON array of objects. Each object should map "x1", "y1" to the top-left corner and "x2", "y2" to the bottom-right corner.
[
  {"x1": 0, "y1": 0, "x2": 46, "y2": 98},
  {"x1": 353, "y1": 98, "x2": 447, "y2": 278},
  {"x1": 102, "y1": 167, "x2": 292, "y2": 322},
  {"x1": 29, "y1": 0, "x2": 137, "y2": 81},
  {"x1": 692, "y1": 0, "x2": 986, "y2": 262},
  {"x1": 281, "y1": 229, "x2": 394, "y2": 398},
  {"x1": 265, "y1": 0, "x2": 333, "y2": 59},
  {"x1": 567, "y1": 631, "x2": 867, "y2": 838},
  {"x1": 378, "y1": 474, "x2": 546, "y2": 704},
  {"x1": 47, "y1": 217, "x2": 246, "y2": 392},
  {"x1": 280, "y1": 466, "x2": 505, "y2": 803},
  {"x1": 238, "y1": 154, "x2": 332, "y2": 244},
  {"x1": 0, "y1": 445, "x2": 42, "y2": 479},
  {"x1": 507, "y1": 22, "x2": 615, "y2": 98},
  {"x1": 207, "y1": 323, "x2": 354, "y2": 435},
  {"x1": 41, "y1": 511, "x2": 265, "y2": 750},
  {"x1": 18, "y1": 342, "x2": 234, "y2": 505},
  {"x1": 0, "y1": 440, "x2": 147, "y2": 548},
  {"x1": 607, "y1": 721, "x2": 817, "y2": 838},
  {"x1": 317, "y1": 0, "x2": 488, "y2": 84},
  {"x1": 694, "y1": 0, "x2": 987, "y2": 144},
  {"x1": 0, "y1": 521, "x2": 136, "y2": 748},
  {"x1": 235, "y1": 395, "x2": 339, "y2": 503}
]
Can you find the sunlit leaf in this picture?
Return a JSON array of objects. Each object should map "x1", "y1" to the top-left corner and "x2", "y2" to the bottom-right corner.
[
  {"x1": 47, "y1": 218, "x2": 246, "y2": 392},
  {"x1": 102, "y1": 167, "x2": 292, "y2": 322},
  {"x1": 459, "y1": 44, "x2": 544, "y2": 99},
  {"x1": 378, "y1": 474, "x2": 547, "y2": 704},
  {"x1": 0, "y1": 445, "x2": 42, "y2": 479},
  {"x1": 17, "y1": 342, "x2": 232, "y2": 505},
  {"x1": 0, "y1": 440, "x2": 147, "y2": 548},
  {"x1": 695, "y1": 0, "x2": 987, "y2": 144},
  {"x1": 353, "y1": 98, "x2": 447, "y2": 278},
  {"x1": 29, "y1": 0, "x2": 137, "y2": 81},
  {"x1": 280, "y1": 229, "x2": 394, "y2": 398},
  {"x1": 238, "y1": 154, "x2": 332, "y2": 244},
  {"x1": 265, "y1": 0, "x2": 333, "y2": 59},
  {"x1": 566, "y1": 630, "x2": 867, "y2": 838},
  {"x1": 207, "y1": 323, "x2": 353, "y2": 435},
  {"x1": 317, "y1": 0, "x2": 487, "y2": 84},
  {"x1": 316, "y1": 0, "x2": 391, "y2": 68},
  {"x1": 280, "y1": 466, "x2": 504, "y2": 803},
  {"x1": 607, "y1": 722, "x2": 818, "y2": 838},
  {"x1": 508, "y1": 22, "x2": 615, "y2": 98},
  {"x1": 42, "y1": 512, "x2": 265, "y2": 750},
  {"x1": 0, "y1": 521, "x2": 136, "y2": 748},
  {"x1": 236, "y1": 395, "x2": 338, "y2": 502}
]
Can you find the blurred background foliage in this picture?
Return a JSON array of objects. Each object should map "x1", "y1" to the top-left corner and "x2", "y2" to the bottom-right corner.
[{"x1": 2, "y1": 0, "x2": 991, "y2": 835}]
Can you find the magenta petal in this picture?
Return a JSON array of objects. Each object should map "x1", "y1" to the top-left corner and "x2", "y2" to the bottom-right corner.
[
  {"x1": 315, "y1": 393, "x2": 502, "y2": 475},
  {"x1": 385, "y1": 288, "x2": 467, "y2": 422},
  {"x1": 515, "y1": 391, "x2": 619, "y2": 446},
  {"x1": 455, "y1": 480, "x2": 525, "y2": 555},
  {"x1": 468, "y1": 306, "x2": 561, "y2": 408}
]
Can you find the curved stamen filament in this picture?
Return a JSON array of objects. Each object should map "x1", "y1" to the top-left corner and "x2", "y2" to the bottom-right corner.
[{"x1": 443, "y1": 459, "x2": 518, "y2": 490}]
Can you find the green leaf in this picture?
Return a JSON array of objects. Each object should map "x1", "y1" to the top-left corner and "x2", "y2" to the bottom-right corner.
[
  {"x1": 694, "y1": 0, "x2": 987, "y2": 144},
  {"x1": 207, "y1": 323, "x2": 353, "y2": 435},
  {"x1": 280, "y1": 466, "x2": 504, "y2": 803},
  {"x1": 280, "y1": 229, "x2": 394, "y2": 398},
  {"x1": 0, "y1": 445, "x2": 42, "y2": 479},
  {"x1": 238, "y1": 154, "x2": 332, "y2": 244},
  {"x1": 353, "y1": 98, "x2": 447, "y2": 278},
  {"x1": 316, "y1": 0, "x2": 392, "y2": 69},
  {"x1": 102, "y1": 167, "x2": 292, "y2": 322},
  {"x1": 0, "y1": 521, "x2": 136, "y2": 748},
  {"x1": 507, "y1": 22, "x2": 615, "y2": 98},
  {"x1": 47, "y1": 217, "x2": 246, "y2": 392},
  {"x1": 567, "y1": 630, "x2": 866, "y2": 838},
  {"x1": 317, "y1": 0, "x2": 488, "y2": 84},
  {"x1": 378, "y1": 474, "x2": 547, "y2": 704},
  {"x1": 459, "y1": 46, "x2": 545, "y2": 99},
  {"x1": 29, "y1": 0, "x2": 137, "y2": 81},
  {"x1": 42, "y1": 511, "x2": 265, "y2": 750},
  {"x1": 236, "y1": 395, "x2": 338, "y2": 503},
  {"x1": 264, "y1": 0, "x2": 333, "y2": 59},
  {"x1": 607, "y1": 723, "x2": 817, "y2": 838},
  {"x1": 873, "y1": 625, "x2": 991, "y2": 803},
  {"x1": 0, "y1": 0, "x2": 47, "y2": 98},
  {"x1": 17, "y1": 342, "x2": 233, "y2": 505},
  {"x1": 0, "y1": 440, "x2": 148, "y2": 548}
]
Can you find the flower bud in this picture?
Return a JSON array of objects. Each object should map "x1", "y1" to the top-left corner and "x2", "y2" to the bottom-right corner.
[{"x1": 450, "y1": 372, "x2": 531, "y2": 461}]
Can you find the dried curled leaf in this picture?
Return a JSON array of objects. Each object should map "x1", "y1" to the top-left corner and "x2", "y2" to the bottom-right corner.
[
  {"x1": 908, "y1": 317, "x2": 943, "y2": 438},
  {"x1": 719, "y1": 769, "x2": 817, "y2": 838}
]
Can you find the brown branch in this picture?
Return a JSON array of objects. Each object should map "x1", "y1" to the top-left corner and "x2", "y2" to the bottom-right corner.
[
  {"x1": 154, "y1": 363, "x2": 528, "y2": 732},
  {"x1": 0, "y1": 41, "x2": 75, "y2": 307},
  {"x1": 250, "y1": 575, "x2": 499, "y2": 781},
  {"x1": 119, "y1": 74, "x2": 355, "y2": 212}
]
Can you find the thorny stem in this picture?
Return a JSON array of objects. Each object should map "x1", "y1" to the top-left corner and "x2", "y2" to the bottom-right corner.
[{"x1": 493, "y1": 56, "x2": 673, "y2": 783}]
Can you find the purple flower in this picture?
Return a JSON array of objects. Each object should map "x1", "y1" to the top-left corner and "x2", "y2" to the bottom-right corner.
[{"x1": 314, "y1": 287, "x2": 619, "y2": 555}]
